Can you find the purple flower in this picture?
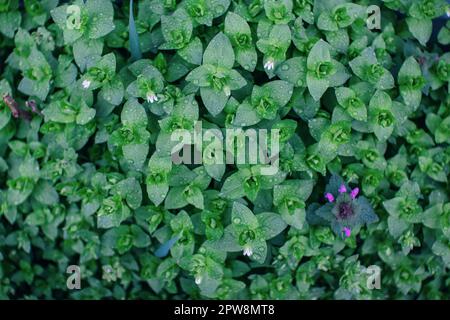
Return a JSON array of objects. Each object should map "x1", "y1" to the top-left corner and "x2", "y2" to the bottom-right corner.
[
  {"x1": 3, "y1": 93, "x2": 31, "y2": 120},
  {"x1": 313, "y1": 175, "x2": 378, "y2": 239},
  {"x1": 343, "y1": 227, "x2": 351, "y2": 237},
  {"x1": 350, "y1": 187, "x2": 359, "y2": 199},
  {"x1": 25, "y1": 100, "x2": 42, "y2": 115},
  {"x1": 337, "y1": 202, "x2": 354, "y2": 220},
  {"x1": 325, "y1": 193, "x2": 335, "y2": 203}
]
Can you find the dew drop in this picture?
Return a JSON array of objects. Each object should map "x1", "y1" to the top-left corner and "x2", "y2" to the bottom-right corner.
[
  {"x1": 281, "y1": 64, "x2": 289, "y2": 71},
  {"x1": 233, "y1": 218, "x2": 241, "y2": 224}
]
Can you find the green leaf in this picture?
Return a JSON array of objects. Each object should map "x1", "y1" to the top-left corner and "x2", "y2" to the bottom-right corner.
[
  {"x1": 398, "y1": 56, "x2": 423, "y2": 108},
  {"x1": 257, "y1": 212, "x2": 287, "y2": 239},
  {"x1": 72, "y1": 38, "x2": 104, "y2": 71},
  {"x1": 33, "y1": 180, "x2": 59, "y2": 205},
  {"x1": 224, "y1": 12, "x2": 256, "y2": 71},
  {"x1": 387, "y1": 215, "x2": 409, "y2": 238},
  {"x1": 307, "y1": 39, "x2": 331, "y2": 69},
  {"x1": 349, "y1": 48, "x2": 394, "y2": 90},
  {"x1": 147, "y1": 154, "x2": 171, "y2": 206},
  {"x1": 100, "y1": 78, "x2": 124, "y2": 106},
  {"x1": 203, "y1": 32, "x2": 235, "y2": 69},
  {"x1": 85, "y1": 0, "x2": 115, "y2": 39},
  {"x1": 369, "y1": 90, "x2": 395, "y2": 141},
  {"x1": 438, "y1": 21, "x2": 450, "y2": 45},
  {"x1": 234, "y1": 101, "x2": 261, "y2": 127},
  {"x1": 178, "y1": 37, "x2": 203, "y2": 65},
  {"x1": 200, "y1": 87, "x2": 229, "y2": 116},
  {"x1": 231, "y1": 202, "x2": 258, "y2": 228},
  {"x1": 307, "y1": 74, "x2": 329, "y2": 101},
  {"x1": 263, "y1": 80, "x2": 294, "y2": 107},
  {"x1": 184, "y1": 185, "x2": 204, "y2": 210},
  {"x1": 121, "y1": 98, "x2": 147, "y2": 127},
  {"x1": 123, "y1": 143, "x2": 149, "y2": 171},
  {"x1": 76, "y1": 106, "x2": 96, "y2": 125},
  {"x1": 249, "y1": 240, "x2": 267, "y2": 264},
  {"x1": 317, "y1": 12, "x2": 338, "y2": 32},
  {"x1": 165, "y1": 186, "x2": 189, "y2": 210},
  {"x1": 406, "y1": 17, "x2": 432, "y2": 46},
  {"x1": 161, "y1": 8, "x2": 193, "y2": 50},
  {"x1": 335, "y1": 87, "x2": 367, "y2": 121},
  {"x1": 0, "y1": 11, "x2": 21, "y2": 38},
  {"x1": 224, "y1": 12, "x2": 251, "y2": 39},
  {"x1": 275, "y1": 57, "x2": 307, "y2": 87},
  {"x1": 264, "y1": 0, "x2": 294, "y2": 25}
]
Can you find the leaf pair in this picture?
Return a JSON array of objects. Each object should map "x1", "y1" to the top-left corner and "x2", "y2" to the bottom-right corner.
[
  {"x1": 186, "y1": 33, "x2": 247, "y2": 115},
  {"x1": 307, "y1": 40, "x2": 349, "y2": 101},
  {"x1": 212, "y1": 202, "x2": 287, "y2": 264}
]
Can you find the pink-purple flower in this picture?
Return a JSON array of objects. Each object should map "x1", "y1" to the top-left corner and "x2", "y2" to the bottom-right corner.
[
  {"x1": 350, "y1": 187, "x2": 359, "y2": 199},
  {"x1": 325, "y1": 193, "x2": 335, "y2": 203},
  {"x1": 343, "y1": 227, "x2": 351, "y2": 237},
  {"x1": 325, "y1": 184, "x2": 360, "y2": 202},
  {"x1": 315, "y1": 175, "x2": 378, "y2": 239}
]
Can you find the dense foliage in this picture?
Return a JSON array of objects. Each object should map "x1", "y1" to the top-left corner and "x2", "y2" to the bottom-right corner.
[{"x1": 0, "y1": 0, "x2": 449, "y2": 300}]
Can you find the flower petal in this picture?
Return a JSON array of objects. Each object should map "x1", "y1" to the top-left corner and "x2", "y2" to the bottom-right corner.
[
  {"x1": 343, "y1": 227, "x2": 351, "y2": 237},
  {"x1": 350, "y1": 187, "x2": 359, "y2": 199},
  {"x1": 325, "y1": 193, "x2": 335, "y2": 202}
]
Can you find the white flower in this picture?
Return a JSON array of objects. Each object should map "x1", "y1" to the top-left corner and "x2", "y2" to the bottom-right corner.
[
  {"x1": 195, "y1": 275, "x2": 202, "y2": 285},
  {"x1": 82, "y1": 79, "x2": 91, "y2": 89},
  {"x1": 223, "y1": 86, "x2": 231, "y2": 97},
  {"x1": 146, "y1": 92, "x2": 158, "y2": 103},
  {"x1": 243, "y1": 246, "x2": 253, "y2": 257},
  {"x1": 264, "y1": 59, "x2": 275, "y2": 70}
]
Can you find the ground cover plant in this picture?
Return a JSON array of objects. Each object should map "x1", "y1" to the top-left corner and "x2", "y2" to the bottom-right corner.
[{"x1": 0, "y1": 0, "x2": 449, "y2": 300}]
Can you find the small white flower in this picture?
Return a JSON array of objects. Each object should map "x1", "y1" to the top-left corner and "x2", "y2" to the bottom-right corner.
[
  {"x1": 264, "y1": 59, "x2": 275, "y2": 71},
  {"x1": 82, "y1": 79, "x2": 91, "y2": 89},
  {"x1": 223, "y1": 86, "x2": 231, "y2": 97},
  {"x1": 447, "y1": 7, "x2": 450, "y2": 17},
  {"x1": 195, "y1": 275, "x2": 202, "y2": 285},
  {"x1": 146, "y1": 92, "x2": 158, "y2": 103},
  {"x1": 243, "y1": 246, "x2": 253, "y2": 257}
]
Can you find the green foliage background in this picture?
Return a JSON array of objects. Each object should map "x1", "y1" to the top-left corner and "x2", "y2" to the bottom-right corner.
[{"x1": 0, "y1": 0, "x2": 449, "y2": 299}]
